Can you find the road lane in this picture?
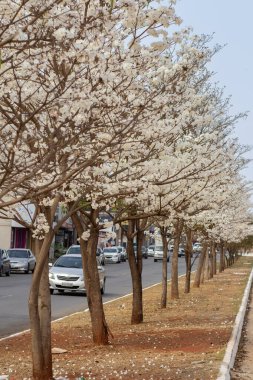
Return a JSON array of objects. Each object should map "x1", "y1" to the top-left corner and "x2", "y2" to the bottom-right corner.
[{"x1": 0, "y1": 257, "x2": 194, "y2": 338}]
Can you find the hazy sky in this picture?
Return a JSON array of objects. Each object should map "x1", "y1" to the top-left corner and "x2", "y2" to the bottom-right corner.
[{"x1": 175, "y1": 0, "x2": 253, "y2": 183}]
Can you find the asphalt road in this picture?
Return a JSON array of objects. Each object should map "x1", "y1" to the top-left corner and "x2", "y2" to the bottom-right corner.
[{"x1": 0, "y1": 257, "x2": 195, "y2": 338}]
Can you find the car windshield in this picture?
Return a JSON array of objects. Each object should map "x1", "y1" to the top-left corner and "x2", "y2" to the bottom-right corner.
[
  {"x1": 155, "y1": 246, "x2": 163, "y2": 251},
  {"x1": 103, "y1": 248, "x2": 117, "y2": 253},
  {"x1": 117, "y1": 247, "x2": 123, "y2": 252},
  {"x1": 7, "y1": 250, "x2": 28, "y2": 258},
  {"x1": 54, "y1": 256, "x2": 82, "y2": 268},
  {"x1": 67, "y1": 246, "x2": 81, "y2": 254}
]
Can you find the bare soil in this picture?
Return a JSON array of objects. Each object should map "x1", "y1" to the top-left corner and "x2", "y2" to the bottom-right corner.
[{"x1": 0, "y1": 257, "x2": 253, "y2": 380}]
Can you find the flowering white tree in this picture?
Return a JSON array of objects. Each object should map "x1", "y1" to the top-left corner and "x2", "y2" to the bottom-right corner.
[
  {"x1": 1, "y1": 1, "x2": 208, "y2": 378},
  {"x1": 1, "y1": 1, "x2": 252, "y2": 379}
]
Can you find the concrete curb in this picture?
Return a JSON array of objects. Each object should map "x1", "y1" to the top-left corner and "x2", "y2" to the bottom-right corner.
[{"x1": 217, "y1": 267, "x2": 253, "y2": 380}]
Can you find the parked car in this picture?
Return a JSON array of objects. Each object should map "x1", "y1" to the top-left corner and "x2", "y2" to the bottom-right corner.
[
  {"x1": 0, "y1": 249, "x2": 11, "y2": 277},
  {"x1": 7, "y1": 248, "x2": 36, "y2": 273},
  {"x1": 96, "y1": 247, "x2": 105, "y2": 265},
  {"x1": 168, "y1": 245, "x2": 185, "y2": 257},
  {"x1": 141, "y1": 246, "x2": 148, "y2": 259},
  {"x1": 192, "y1": 243, "x2": 202, "y2": 253},
  {"x1": 147, "y1": 245, "x2": 155, "y2": 257},
  {"x1": 178, "y1": 247, "x2": 185, "y2": 257},
  {"x1": 133, "y1": 245, "x2": 148, "y2": 259},
  {"x1": 103, "y1": 247, "x2": 121, "y2": 263},
  {"x1": 154, "y1": 245, "x2": 170, "y2": 262},
  {"x1": 115, "y1": 246, "x2": 127, "y2": 262},
  {"x1": 66, "y1": 245, "x2": 81, "y2": 255},
  {"x1": 49, "y1": 254, "x2": 106, "y2": 295}
]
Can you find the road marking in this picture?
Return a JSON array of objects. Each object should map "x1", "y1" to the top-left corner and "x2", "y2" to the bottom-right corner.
[{"x1": 0, "y1": 295, "x2": 13, "y2": 299}]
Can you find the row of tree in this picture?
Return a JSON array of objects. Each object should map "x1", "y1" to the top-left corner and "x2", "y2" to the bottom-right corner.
[{"x1": 0, "y1": 1, "x2": 252, "y2": 379}]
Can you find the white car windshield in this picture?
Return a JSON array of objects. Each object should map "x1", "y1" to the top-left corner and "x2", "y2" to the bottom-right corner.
[
  {"x1": 54, "y1": 256, "x2": 82, "y2": 268},
  {"x1": 67, "y1": 246, "x2": 81, "y2": 254},
  {"x1": 8, "y1": 250, "x2": 29, "y2": 258},
  {"x1": 103, "y1": 248, "x2": 117, "y2": 253},
  {"x1": 155, "y1": 246, "x2": 163, "y2": 251}
]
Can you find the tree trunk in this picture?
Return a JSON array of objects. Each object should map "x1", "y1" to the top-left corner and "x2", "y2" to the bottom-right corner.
[
  {"x1": 200, "y1": 250, "x2": 206, "y2": 284},
  {"x1": 29, "y1": 232, "x2": 54, "y2": 380},
  {"x1": 213, "y1": 244, "x2": 217, "y2": 275},
  {"x1": 184, "y1": 228, "x2": 193, "y2": 294},
  {"x1": 72, "y1": 210, "x2": 109, "y2": 344},
  {"x1": 160, "y1": 228, "x2": 168, "y2": 308},
  {"x1": 204, "y1": 245, "x2": 211, "y2": 281},
  {"x1": 193, "y1": 242, "x2": 207, "y2": 288},
  {"x1": 209, "y1": 242, "x2": 215, "y2": 279},
  {"x1": 127, "y1": 218, "x2": 143, "y2": 324},
  {"x1": 171, "y1": 219, "x2": 183, "y2": 299},
  {"x1": 39, "y1": 254, "x2": 52, "y2": 376},
  {"x1": 219, "y1": 243, "x2": 225, "y2": 272}
]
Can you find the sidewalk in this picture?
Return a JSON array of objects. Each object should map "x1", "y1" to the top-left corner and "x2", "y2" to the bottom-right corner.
[{"x1": 231, "y1": 287, "x2": 253, "y2": 379}]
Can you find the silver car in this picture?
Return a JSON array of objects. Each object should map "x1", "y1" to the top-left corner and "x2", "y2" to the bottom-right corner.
[
  {"x1": 154, "y1": 245, "x2": 170, "y2": 262},
  {"x1": 115, "y1": 246, "x2": 127, "y2": 262},
  {"x1": 7, "y1": 248, "x2": 36, "y2": 273},
  {"x1": 103, "y1": 247, "x2": 121, "y2": 263},
  {"x1": 49, "y1": 254, "x2": 106, "y2": 295}
]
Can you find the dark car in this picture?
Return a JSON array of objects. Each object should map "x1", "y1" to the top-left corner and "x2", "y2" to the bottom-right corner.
[
  {"x1": 141, "y1": 246, "x2": 148, "y2": 259},
  {"x1": 0, "y1": 249, "x2": 11, "y2": 276}
]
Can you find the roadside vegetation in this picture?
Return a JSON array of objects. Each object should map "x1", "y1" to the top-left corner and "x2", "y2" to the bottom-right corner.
[
  {"x1": 0, "y1": 256, "x2": 252, "y2": 379},
  {"x1": 0, "y1": 1, "x2": 252, "y2": 379}
]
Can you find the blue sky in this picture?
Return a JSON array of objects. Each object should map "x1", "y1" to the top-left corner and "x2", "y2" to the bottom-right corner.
[{"x1": 175, "y1": 0, "x2": 253, "y2": 184}]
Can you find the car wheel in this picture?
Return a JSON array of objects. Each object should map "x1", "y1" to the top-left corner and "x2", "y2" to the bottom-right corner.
[
  {"x1": 154, "y1": 259, "x2": 157, "y2": 262},
  {"x1": 50, "y1": 289, "x2": 54, "y2": 295},
  {"x1": 6, "y1": 266, "x2": 11, "y2": 276},
  {"x1": 58, "y1": 289, "x2": 64, "y2": 294},
  {"x1": 25, "y1": 265, "x2": 30, "y2": 274},
  {"x1": 0, "y1": 266, "x2": 3, "y2": 277},
  {"x1": 167, "y1": 257, "x2": 170, "y2": 262},
  {"x1": 101, "y1": 279, "x2": 105, "y2": 295},
  {"x1": 32, "y1": 264, "x2": 36, "y2": 273}
]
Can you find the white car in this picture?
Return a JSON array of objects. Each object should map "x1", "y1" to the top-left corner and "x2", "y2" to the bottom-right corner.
[
  {"x1": 115, "y1": 246, "x2": 127, "y2": 261},
  {"x1": 66, "y1": 244, "x2": 105, "y2": 265},
  {"x1": 49, "y1": 254, "x2": 106, "y2": 295},
  {"x1": 154, "y1": 245, "x2": 170, "y2": 262},
  {"x1": 103, "y1": 247, "x2": 121, "y2": 263},
  {"x1": 147, "y1": 245, "x2": 155, "y2": 257},
  {"x1": 193, "y1": 243, "x2": 202, "y2": 253}
]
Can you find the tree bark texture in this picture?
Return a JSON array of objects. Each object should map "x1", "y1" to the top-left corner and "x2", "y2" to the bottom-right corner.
[
  {"x1": 200, "y1": 251, "x2": 206, "y2": 284},
  {"x1": 204, "y1": 244, "x2": 211, "y2": 281},
  {"x1": 72, "y1": 210, "x2": 109, "y2": 345},
  {"x1": 213, "y1": 243, "x2": 217, "y2": 275},
  {"x1": 29, "y1": 232, "x2": 54, "y2": 380},
  {"x1": 171, "y1": 219, "x2": 183, "y2": 299},
  {"x1": 160, "y1": 228, "x2": 168, "y2": 308},
  {"x1": 127, "y1": 218, "x2": 143, "y2": 324},
  {"x1": 209, "y1": 242, "x2": 215, "y2": 279},
  {"x1": 184, "y1": 228, "x2": 193, "y2": 294},
  {"x1": 219, "y1": 243, "x2": 225, "y2": 272}
]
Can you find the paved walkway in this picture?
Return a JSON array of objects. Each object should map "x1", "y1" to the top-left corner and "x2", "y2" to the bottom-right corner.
[{"x1": 231, "y1": 287, "x2": 253, "y2": 379}]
